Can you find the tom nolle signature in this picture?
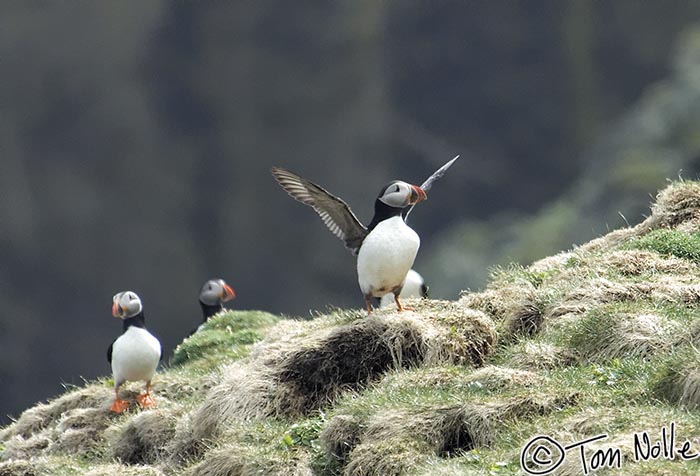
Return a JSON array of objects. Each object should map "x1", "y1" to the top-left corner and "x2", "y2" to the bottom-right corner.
[{"x1": 520, "y1": 422, "x2": 698, "y2": 475}]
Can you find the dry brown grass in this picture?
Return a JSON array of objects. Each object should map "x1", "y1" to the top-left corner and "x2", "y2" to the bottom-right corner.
[
  {"x1": 575, "y1": 181, "x2": 700, "y2": 259},
  {"x1": 110, "y1": 407, "x2": 184, "y2": 465},
  {"x1": 459, "y1": 282, "x2": 537, "y2": 322},
  {"x1": 559, "y1": 277, "x2": 653, "y2": 308},
  {"x1": 643, "y1": 180, "x2": 700, "y2": 231},
  {"x1": 6, "y1": 181, "x2": 700, "y2": 475},
  {"x1": 525, "y1": 418, "x2": 698, "y2": 476},
  {"x1": 155, "y1": 369, "x2": 217, "y2": 403},
  {"x1": 569, "y1": 312, "x2": 684, "y2": 362},
  {"x1": 578, "y1": 228, "x2": 637, "y2": 254},
  {"x1": 675, "y1": 370, "x2": 700, "y2": 408},
  {"x1": 84, "y1": 463, "x2": 167, "y2": 476},
  {"x1": 375, "y1": 365, "x2": 542, "y2": 394},
  {"x1": 325, "y1": 395, "x2": 579, "y2": 476},
  {"x1": 460, "y1": 281, "x2": 549, "y2": 339},
  {"x1": 0, "y1": 459, "x2": 38, "y2": 476},
  {"x1": 172, "y1": 303, "x2": 496, "y2": 462},
  {"x1": 605, "y1": 249, "x2": 697, "y2": 276},
  {"x1": 1, "y1": 433, "x2": 55, "y2": 462},
  {"x1": 0, "y1": 379, "x2": 187, "y2": 464},
  {"x1": 506, "y1": 342, "x2": 578, "y2": 370},
  {"x1": 343, "y1": 439, "x2": 425, "y2": 476},
  {"x1": 540, "y1": 277, "x2": 655, "y2": 333},
  {"x1": 0, "y1": 384, "x2": 118, "y2": 461},
  {"x1": 185, "y1": 445, "x2": 314, "y2": 476},
  {"x1": 320, "y1": 414, "x2": 364, "y2": 465},
  {"x1": 52, "y1": 407, "x2": 112, "y2": 456},
  {"x1": 1, "y1": 385, "x2": 112, "y2": 440},
  {"x1": 652, "y1": 348, "x2": 700, "y2": 409},
  {"x1": 650, "y1": 277, "x2": 700, "y2": 305}
]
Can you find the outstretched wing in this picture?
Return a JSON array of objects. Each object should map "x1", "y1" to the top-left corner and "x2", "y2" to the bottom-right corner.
[
  {"x1": 404, "y1": 155, "x2": 460, "y2": 221},
  {"x1": 271, "y1": 167, "x2": 369, "y2": 255}
]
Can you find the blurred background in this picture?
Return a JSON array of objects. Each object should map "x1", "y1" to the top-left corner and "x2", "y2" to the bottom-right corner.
[{"x1": 4, "y1": 1, "x2": 700, "y2": 422}]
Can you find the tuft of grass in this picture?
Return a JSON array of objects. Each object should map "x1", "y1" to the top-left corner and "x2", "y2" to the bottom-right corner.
[
  {"x1": 627, "y1": 228, "x2": 700, "y2": 262},
  {"x1": 109, "y1": 407, "x2": 183, "y2": 465},
  {"x1": 560, "y1": 307, "x2": 681, "y2": 362},
  {"x1": 645, "y1": 180, "x2": 700, "y2": 230},
  {"x1": 10, "y1": 181, "x2": 700, "y2": 475},
  {"x1": 650, "y1": 346, "x2": 700, "y2": 409},
  {"x1": 321, "y1": 396, "x2": 578, "y2": 476},
  {"x1": 185, "y1": 419, "x2": 317, "y2": 476},
  {"x1": 499, "y1": 340, "x2": 578, "y2": 371}
]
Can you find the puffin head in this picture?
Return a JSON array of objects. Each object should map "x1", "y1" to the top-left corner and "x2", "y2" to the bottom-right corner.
[
  {"x1": 378, "y1": 181, "x2": 427, "y2": 209},
  {"x1": 199, "y1": 279, "x2": 236, "y2": 307},
  {"x1": 112, "y1": 291, "x2": 143, "y2": 319}
]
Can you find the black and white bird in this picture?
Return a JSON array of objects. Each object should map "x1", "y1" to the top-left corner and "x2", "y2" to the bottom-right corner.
[
  {"x1": 107, "y1": 291, "x2": 161, "y2": 413},
  {"x1": 379, "y1": 269, "x2": 428, "y2": 308},
  {"x1": 192, "y1": 278, "x2": 236, "y2": 334},
  {"x1": 272, "y1": 168, "x2": 430, "y2": 314}
]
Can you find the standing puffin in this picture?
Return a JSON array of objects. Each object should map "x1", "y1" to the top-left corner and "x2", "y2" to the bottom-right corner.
[
  {"x1": 192, "y1": 278, "x2": 236, "y2": 334},
  {"x1": 272, "y1": 169, "x2": 429, "y2": 314},
  {"x1": 107, "y1": 291, "x2": 161, "y2": 413},
  {"x1": 379, "y1": 269, "x2": 428, "y2": 308}
]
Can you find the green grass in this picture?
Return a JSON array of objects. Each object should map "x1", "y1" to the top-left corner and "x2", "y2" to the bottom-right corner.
[
  {"x1": 627, "y1": 228, "x2": 700, "y2": 262},
  {"x1": 7, "y1": 182, "x2": 700, "y2": 475},
  {"x1": 171, "y1": 310, "x2": 279, "y2": 367}
]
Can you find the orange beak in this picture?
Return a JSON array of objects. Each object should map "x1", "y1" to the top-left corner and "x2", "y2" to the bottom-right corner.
[
  {"x1": 112, "y1": 301, "x2": 121, "y2": 317},
  {"x1": 409, "y1": 185, "x2": 427, "y2": 205},
  {"x1": 221, "y1": 283, "x2": 236, "y2": 302}
]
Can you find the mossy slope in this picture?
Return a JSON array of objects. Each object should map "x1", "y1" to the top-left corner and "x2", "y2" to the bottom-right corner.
[{"x1": 4, "y1": 181, "x2": 700, "y2": 475}]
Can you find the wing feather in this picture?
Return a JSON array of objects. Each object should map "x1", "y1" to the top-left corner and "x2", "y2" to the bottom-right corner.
[{"x1": 271, "y1": 167, "x2": 368, "y2": 254}]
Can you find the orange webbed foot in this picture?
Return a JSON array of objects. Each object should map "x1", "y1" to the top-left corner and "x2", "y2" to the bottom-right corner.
[
  {"x1": 136, "y1": 393, "x2": 156, "y2": 409},
  {"x1": 394, "y1": 296, "x2": 413, "y2": 312},
  {"x1": 110, "y1": 398, "x2": 130, "y2": 413}
]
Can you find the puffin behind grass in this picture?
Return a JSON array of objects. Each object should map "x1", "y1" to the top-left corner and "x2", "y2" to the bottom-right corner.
[
  {"x1": 191, "y1": 278, "x2": 236, "y2": 335},
  {"x1": 379, "y1": 269, "x2": 428, "y2": 308},
  {"x1": 108, "y1": 291, "x2": 161, "y2": 413}
]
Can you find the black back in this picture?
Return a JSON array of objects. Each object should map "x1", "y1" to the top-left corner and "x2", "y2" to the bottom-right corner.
[
  {"x1": 187, "y1": 301, "x2": 224, "y2": 337},
  {"x1": 200, "y1": 301, "x2": 223, "y2": 322}
]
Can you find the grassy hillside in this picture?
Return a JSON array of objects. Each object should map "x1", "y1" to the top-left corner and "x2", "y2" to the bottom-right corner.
[{"x1": 4, "y1": 181, "x2": 700, "y2": 475}]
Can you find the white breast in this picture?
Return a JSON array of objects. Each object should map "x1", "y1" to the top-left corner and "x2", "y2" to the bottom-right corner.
[
  {"x1": 357, "y1": 215, "x2": 420, "y2": 298},
  {"x1": 111, "y1": 327, "x2": 161, "y2": 386}
]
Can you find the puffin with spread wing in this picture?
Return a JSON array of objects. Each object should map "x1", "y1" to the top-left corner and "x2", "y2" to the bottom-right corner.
[{"x1": 271, "y1": 156, "x2": 457, "y2": 314}]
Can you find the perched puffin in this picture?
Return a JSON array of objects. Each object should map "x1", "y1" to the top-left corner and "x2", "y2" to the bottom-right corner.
[
  {"x1": 272, "y1": 169, "x2": 431, "y2": 314},
  {"x1": 379, "y1": 269, "x2": 428, "y2": 308},
  {"x1": 107, "y1": 291, "x2": 161, "y2": 413},
  {"x1": 192, "y1": 278, "x2": 236, "y2": 334}
]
